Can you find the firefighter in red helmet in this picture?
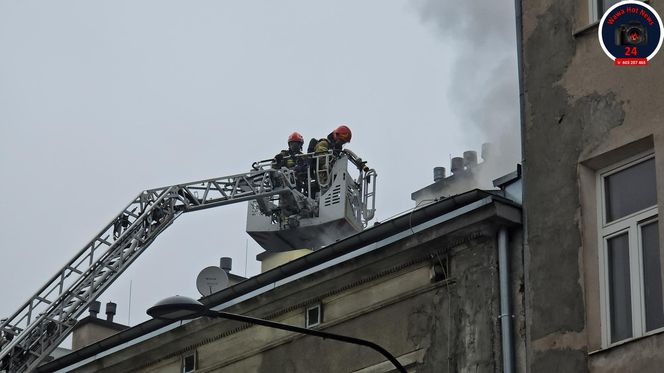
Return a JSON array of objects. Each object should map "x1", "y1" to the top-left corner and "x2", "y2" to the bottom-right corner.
[
  {"x1": 306, "y1": 125, "x2": 353, "y2": 189},
  {"x1": 309, "y1": 125, "x2": 352, "y2": 155},
  {"x1": 273, "y1": 131, "x2": 304, "y2": 169}
]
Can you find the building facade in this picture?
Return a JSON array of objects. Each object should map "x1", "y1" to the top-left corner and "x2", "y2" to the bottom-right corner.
[
  {"x1": 40, "y1": 187, "x2": 523, "y2": 373},
  {"x1": 520, "y1": 0, "x2": 664, "y2": 371}
]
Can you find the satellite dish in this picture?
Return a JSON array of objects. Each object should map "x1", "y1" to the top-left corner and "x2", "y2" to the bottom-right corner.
[{"x1": 196, "y1": 266, "x2": 229, "y2": 296}]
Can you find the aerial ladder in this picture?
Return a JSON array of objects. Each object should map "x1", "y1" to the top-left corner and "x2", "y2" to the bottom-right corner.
[{"x1": 0, "y1": 150, "x2": 376, "y2": 372}]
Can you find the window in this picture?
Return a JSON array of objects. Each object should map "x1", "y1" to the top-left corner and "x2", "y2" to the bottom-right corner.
[
  {"x1": 182, "y1": 351, "x2": 196, "y2": 373},
  {"x1": 598, "y1": 154, "x2": 663, "y2": 347},
  {"x1": 590, "y1": 0, "x2": 645, "y2": 22},
  {"x1": 305, "y1": 304, "x2": 322, "y2": 328}
]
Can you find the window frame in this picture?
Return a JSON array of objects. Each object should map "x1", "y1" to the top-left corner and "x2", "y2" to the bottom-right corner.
[
  {"x1": 590, "y1": 0, "x2": 600, "y2": 23},
  {"x1": 590, "y1": 0, "x2": 647, "y2": 23},
  {"x1": 182, "y1": 351, "x2": 197, "y2": 373},
  {"x1": 305, "y1": 303, "x2": 322, "y2": 328},
  {"x1": 597, "y1": 152, "x2": 661, "y2": 348}
]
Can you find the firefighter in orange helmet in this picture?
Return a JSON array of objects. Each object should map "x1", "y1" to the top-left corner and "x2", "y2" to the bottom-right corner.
[{"x1": 272, "y1": 131, "x2": 309, "y2": 195}]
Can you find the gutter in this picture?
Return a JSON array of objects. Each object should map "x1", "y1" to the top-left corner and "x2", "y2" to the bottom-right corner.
[{"x1": 39, "y1": 189, "x2": 517, "y2": 372}]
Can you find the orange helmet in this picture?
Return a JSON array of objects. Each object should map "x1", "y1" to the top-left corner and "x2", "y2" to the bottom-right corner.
[
  {"x1": 288, "y1": 131, "x2": 304, "y2": 144},
  {"x1": 333, "y1": 125, "x2": 352, "y2": 143}
]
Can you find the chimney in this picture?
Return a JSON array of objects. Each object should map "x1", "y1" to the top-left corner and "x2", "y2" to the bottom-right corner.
[
  {"x1": 433, "y1": 167, "x2": 446, "y2": 182},
  {"x1": 220, "y1": 257, "x2": 232, "y2": 273},
  {"x1": 463, "y1": 151, "x2": 478, "y2": 169},
  {"x1": 481, "y1": 142, "x2": 492, "y2": 162},
  {"x1": 72, "y1": 301, "x2": 128, "y2": 350},
  {"x1": 451, "y1": 157, "x2": 464, "y2": 174},
  {"x1": 257, "y1": 249, "x2": 312, "y2": 273},
  {"x1": 89, "y1": 301, "x2": 101, "y2": 318},
  {"x1": 105, "y1": 302, "x2": 117, "y2": 322}
]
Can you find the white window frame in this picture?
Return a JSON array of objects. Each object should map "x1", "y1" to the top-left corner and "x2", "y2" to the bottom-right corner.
[
  {"x1": 597, "y1": 152, "x2": 661, "y2": 348},
  {"x1": 590, "y1": 0, "x2": 601, "y2": 23},
  {"x1": 182, "y1": 351, "x2": 197, "y2": 373},
  {"x1": 305, "y1": 304, "x2": 322, "y2": 328}
]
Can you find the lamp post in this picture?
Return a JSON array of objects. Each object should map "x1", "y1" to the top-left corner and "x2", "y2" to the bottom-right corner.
[{"x1": 147, "y1": 296, "x2": 407, "y2": 373}]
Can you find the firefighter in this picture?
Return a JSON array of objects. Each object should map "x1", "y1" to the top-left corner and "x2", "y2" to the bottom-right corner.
[
  {"x1": 272, "y1": 132, "x2": 309, "y2": 195},
  {"x1": 308, "y1": 125, "x2": 352, "y2": 155},
  {"x1": 113, "y1": 213, "x2": 130, "y2": 239},
  {"x1": 273, "y1": 132, "x2": 305, "y2": 170},
  {"x1": 308, "y1": 125, "x2": 352, "y2": 188}
]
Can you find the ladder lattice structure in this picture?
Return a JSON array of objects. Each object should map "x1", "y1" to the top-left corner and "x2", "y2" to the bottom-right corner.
[{"x1": 0, "y1": 169, "x2": 287, "y2": 372}]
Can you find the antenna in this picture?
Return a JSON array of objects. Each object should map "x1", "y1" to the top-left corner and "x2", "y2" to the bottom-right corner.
[
  {"x1": 196, "y1": 266, "x2": 229, "y2": 296},
  {"x1": 244, "y1": 239, "x2": 249, "y2": 277},
  {"x1": 127, "y1": 280, "x2": 132, "y2": 326}
]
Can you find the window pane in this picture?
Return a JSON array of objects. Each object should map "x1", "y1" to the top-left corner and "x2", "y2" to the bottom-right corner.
[
  {"x1": 307, "y1": 306, "x2": 320, "y2": 327},
  {"x1": 608, "y1": 233, "x2": 632, "y2": 342},
  {"x1": 183, "y1": 354, "x2": 195, "y2": 372},
  {"x1": 602, "y1": 0, "x2": 621, "y2": 13},
  {"x1": 605, "y1": 158, "x2": 656, "y2": 222},
  {"x1": 642, "y1": 221, "x2": 664, "y2": 331}
]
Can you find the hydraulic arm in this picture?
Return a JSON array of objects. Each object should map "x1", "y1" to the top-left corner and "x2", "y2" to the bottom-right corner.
[
  {"x1": 0, "y1": 168, "x2": 290, "y2": 372},
  {"x1": 0, "y1": 149, "x2": 377, "y2": 372}
]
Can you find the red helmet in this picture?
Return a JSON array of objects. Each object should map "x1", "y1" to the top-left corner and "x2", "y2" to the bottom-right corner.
[
  {"x1": 288, "y1": 131, "x2": 304, "y2": 144},
  {"x1": 333, "y1": 125, "x2": 352, "y2": 143}
]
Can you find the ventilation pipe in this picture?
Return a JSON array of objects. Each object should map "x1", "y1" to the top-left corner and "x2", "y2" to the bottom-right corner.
[
  {"x1": 220, "y1": 257, "x2": 233, "y2": 273},
  {"x1": 433, "y1": 167, "x2": 446, "y2": 182},
  {"x1": 451, "y1": 157, "x2": 464, "y2": 174},
  {"x1": 89, "y1": 301, "x2": 101, "y2": 318},
  {"x1": 105, "y1": 302, "x2": 117, "y2": 323},
  {"x1": 481, "y1": 142, "x2": 492, "y2": 162},
  {"x1": 463, "y1": 151, "x2": 478, "y2": 169}
]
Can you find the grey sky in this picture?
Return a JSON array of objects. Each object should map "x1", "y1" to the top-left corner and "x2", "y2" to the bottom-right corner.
[{"x1": 0, "y1": 1, "x2": 519, "y2": 335}]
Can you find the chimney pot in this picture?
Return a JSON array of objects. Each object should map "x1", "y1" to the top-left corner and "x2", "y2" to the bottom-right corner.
[
  {"x1": 89, "y1": 301, "x2": 101, "y2": 318},
  {"x1": 220, "y1": 257, "x2": 232, "y2": 272},
  {"x1": 463, "y1": 151, "x2": 478, "y2": 168},
  {"x1": 481, "y1": 143, "x2": 492, "y2": 162},
  {"x1": 451, "y1": 157, "x2": 464, "y2": 174},
  {"x1": 105, "y1": 302, "x2": 117, "y2": 322},
  {"x1": 433, "y1": 167, "x2": 446, "y2": 182}
]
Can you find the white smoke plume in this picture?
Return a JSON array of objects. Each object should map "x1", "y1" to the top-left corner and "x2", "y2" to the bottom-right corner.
[{"x1": 412, "y1": 0, "x2": 521, "y2": 181}]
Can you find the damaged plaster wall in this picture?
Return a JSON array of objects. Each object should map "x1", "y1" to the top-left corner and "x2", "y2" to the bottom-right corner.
[
  {"x1": 522, "y1": 0, "x2": 664, "y2": 371},
  {"x1": 249, "y1": 232, "x2": 507, "y2": 373}
]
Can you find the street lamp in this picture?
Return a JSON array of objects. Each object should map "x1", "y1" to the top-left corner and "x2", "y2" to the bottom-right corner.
[{"x1": 147, "y1": 296, "x2": 407, "y2": 373}]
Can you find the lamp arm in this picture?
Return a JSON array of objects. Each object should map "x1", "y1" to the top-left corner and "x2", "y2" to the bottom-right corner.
[{"x1": 208, "y1": 311, "x2": 407, "y2": 373}]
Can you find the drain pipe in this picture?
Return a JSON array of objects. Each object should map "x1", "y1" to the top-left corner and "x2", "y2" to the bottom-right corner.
[{"x1": 498, "y1": 227, "x2": 515, "y2": 373}]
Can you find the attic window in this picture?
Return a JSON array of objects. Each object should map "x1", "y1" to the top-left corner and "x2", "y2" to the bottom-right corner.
[
  {"x1": 182, "y1": 351, "x2": 197, "y2": 373},
  {"x1": 306, "y1": 304, "x2": 322, "y2": 328}
]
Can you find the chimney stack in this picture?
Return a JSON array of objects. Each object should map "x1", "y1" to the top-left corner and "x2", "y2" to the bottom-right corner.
[
  {"x1": 73, "y1": 301, "x2": 128, "y2": 350},
  {"x1": 105, "y1": 302, "x2": 117, "y2": 322},
  {"x1": 89, "y1": 301, "x2": 101, "y2": 318}
]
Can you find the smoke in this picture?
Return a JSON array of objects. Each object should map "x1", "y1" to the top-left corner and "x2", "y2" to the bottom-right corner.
[{"x1": 412, "y1": 0, "x2": 521, "y2": 178}]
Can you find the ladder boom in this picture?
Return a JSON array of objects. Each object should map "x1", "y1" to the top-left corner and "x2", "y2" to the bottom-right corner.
[{"x1": 0, "y1": 168, "x2": 288, "y2": 372}]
